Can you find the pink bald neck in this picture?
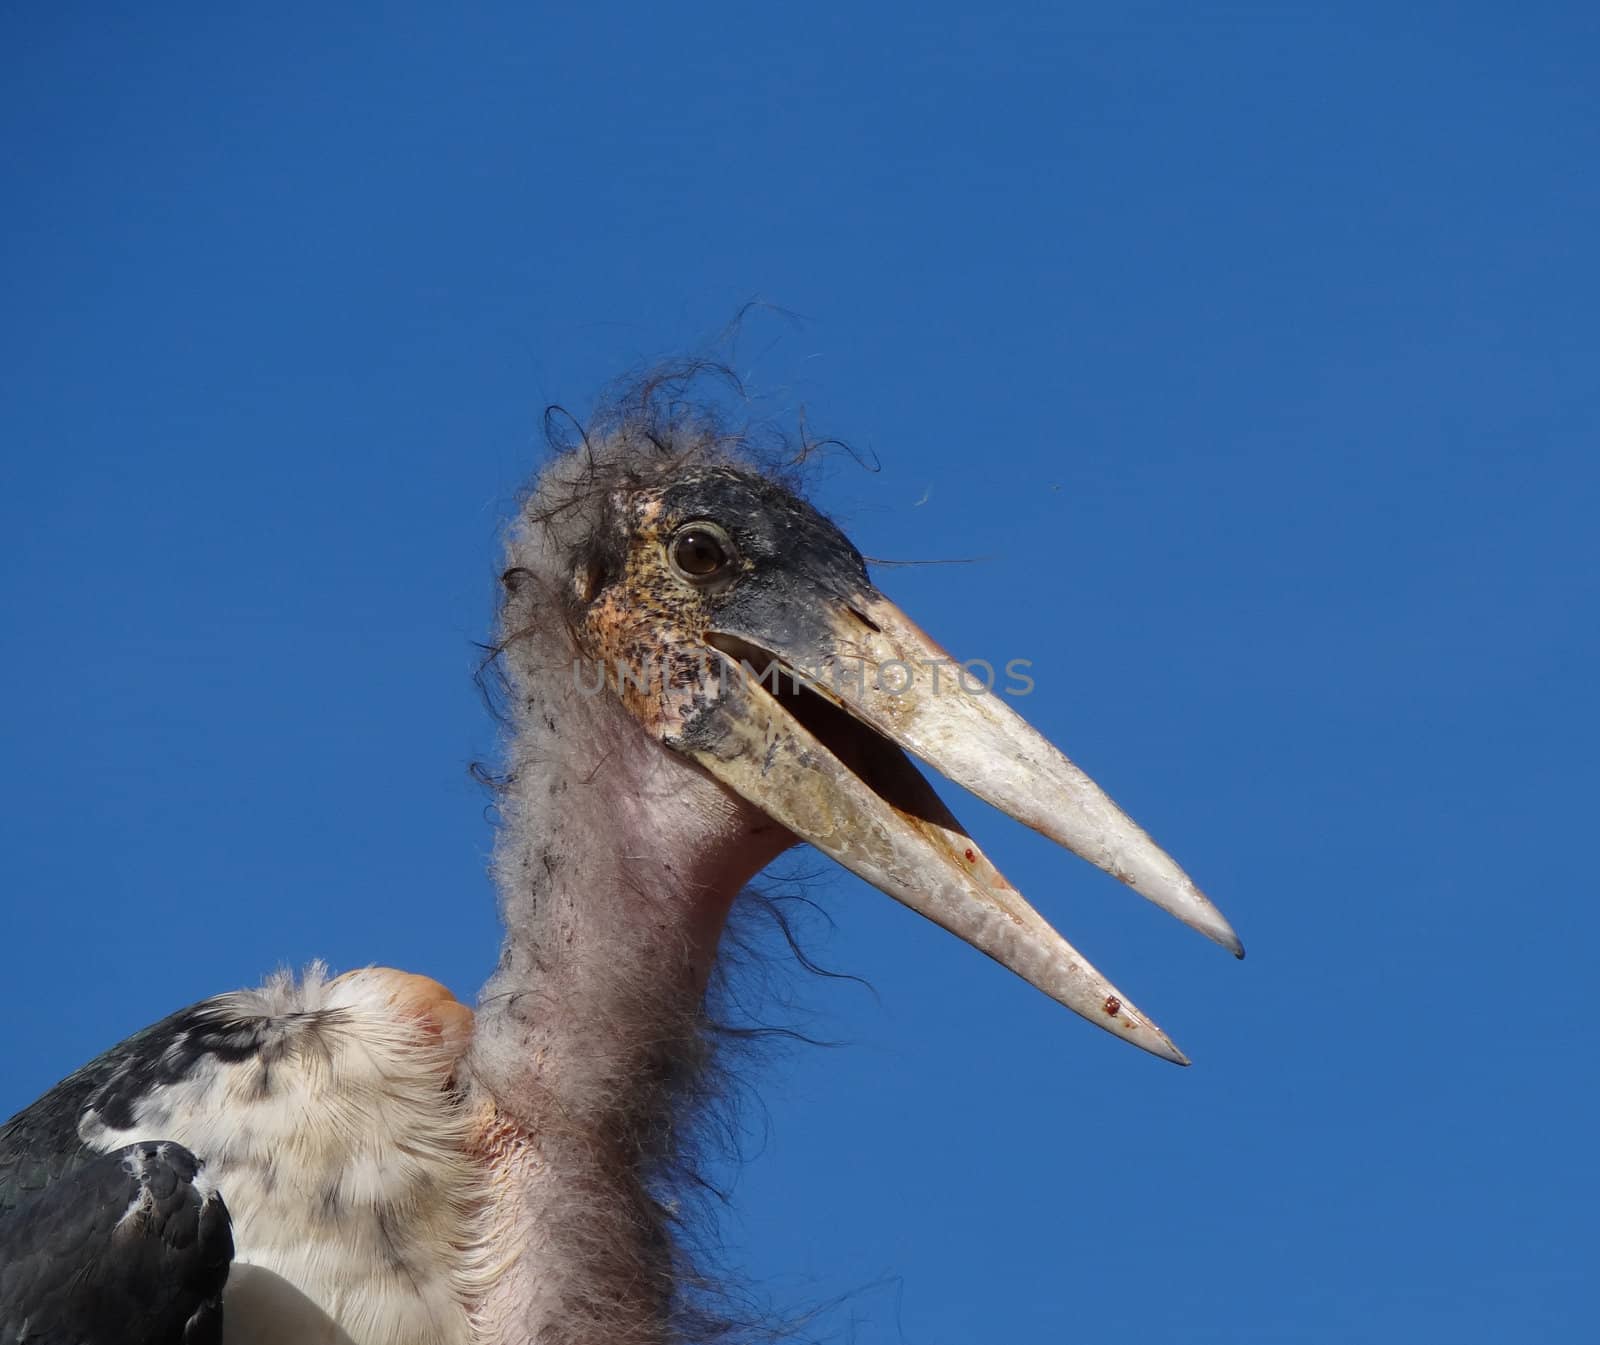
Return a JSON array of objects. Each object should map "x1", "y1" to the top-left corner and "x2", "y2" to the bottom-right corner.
[{"x1": 463, "y1": 659, "x2": 792, "y2": 1345}]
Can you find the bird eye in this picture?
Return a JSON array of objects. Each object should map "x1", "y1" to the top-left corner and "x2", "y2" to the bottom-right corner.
[{"x1": 669, "y1": 523, "x2": 735, "y2": 584}]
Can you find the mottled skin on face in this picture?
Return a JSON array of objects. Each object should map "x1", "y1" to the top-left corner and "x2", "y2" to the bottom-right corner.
[{"x1": 576, "y1": 466, "x2": 876, "y2": 742}]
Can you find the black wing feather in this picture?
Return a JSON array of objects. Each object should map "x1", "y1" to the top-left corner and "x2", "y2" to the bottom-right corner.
[
  {"x1": 0, "y1": 1140, "x2": 232, "y2": 1345},
  {"x1": 1, "y1": 997, "x2": 271, "y2": 1217},
  {"x1": 0, "y1": 996, "x2": 282, "y2": 1342}
]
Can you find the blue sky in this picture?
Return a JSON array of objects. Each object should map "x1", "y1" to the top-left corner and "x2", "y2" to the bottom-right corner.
[{"x1": 2, "y1": 3, "x2": 1596, "y2": 1340}]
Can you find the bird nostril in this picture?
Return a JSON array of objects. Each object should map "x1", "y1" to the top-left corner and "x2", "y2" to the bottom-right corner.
[{"x1": 846, "y1": 604, "x2": 882, "y2": 633}]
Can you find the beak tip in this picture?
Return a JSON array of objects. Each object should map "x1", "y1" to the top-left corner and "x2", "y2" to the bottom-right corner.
[
  {"x1": 1190, "y1": 905, "x2": 1245, "y2": 960},
  {"x1": 1125, "y1": 1015, "x2": 1192, "y2": 1066},
  {"x1": 1150, "y1": 1034, "x2": 1192, "y2": 1067},
  {"x1": 1132, "y1": 867, "x2": 1244, "y2": 961}
]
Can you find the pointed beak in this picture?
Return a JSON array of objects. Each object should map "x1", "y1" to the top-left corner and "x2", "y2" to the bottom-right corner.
[{"x1": 670, "y1": 588, "x2": 1240, "y2": 1063}]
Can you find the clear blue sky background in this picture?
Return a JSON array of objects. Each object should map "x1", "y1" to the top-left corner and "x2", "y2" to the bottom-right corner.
[{"x1": 2, "y1": 4, "x2": 1596, "y2": 1341}]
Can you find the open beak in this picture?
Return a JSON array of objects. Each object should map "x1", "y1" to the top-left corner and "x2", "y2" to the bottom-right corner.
[{"x1": 670, "y1": 585, "x2": 1241, "y2": 1064}]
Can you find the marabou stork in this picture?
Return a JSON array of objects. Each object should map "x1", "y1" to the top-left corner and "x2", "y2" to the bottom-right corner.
[{"x1": 0, "y1": 380, "x2": 1242, "y2": 1344}]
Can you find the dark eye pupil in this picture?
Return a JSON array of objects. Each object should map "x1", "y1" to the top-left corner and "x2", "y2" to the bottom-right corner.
[{"x1": 674, "y1": 529, "x2": 727, "y2": 577}]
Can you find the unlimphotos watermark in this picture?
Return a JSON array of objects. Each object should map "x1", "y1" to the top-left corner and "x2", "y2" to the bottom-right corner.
[{"x1": 570, "y1": 655, "x2": 1035, "y2": 699}]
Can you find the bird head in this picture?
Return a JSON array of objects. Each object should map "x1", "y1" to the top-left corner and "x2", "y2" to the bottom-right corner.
[{"x1": 500, "y1": 392, "x2": 1241, "y2": 1063}]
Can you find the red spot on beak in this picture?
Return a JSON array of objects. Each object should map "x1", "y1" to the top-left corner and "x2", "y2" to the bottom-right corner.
[
  {"x1": 1103, "y1": 996, "x2": 1121, "y2": 1017},
  {"x1": 964, "y1": 848, "x2": 975, "y2": 862}
]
